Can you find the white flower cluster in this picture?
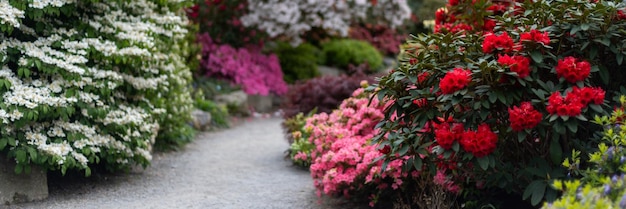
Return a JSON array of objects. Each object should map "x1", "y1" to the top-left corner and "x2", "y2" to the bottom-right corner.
[
  {"x1": 241, "y1": 0, "x2": 411, "y2": 45},
  {"x1": 29, "y1": 0, "x2": 76, "y2": 9},
  {"x1": 0, "y1": 0, "x2": 194, "y2": 171},
  {"x1": 0, "y1": 0, "x2": 24, "y2": 28}
]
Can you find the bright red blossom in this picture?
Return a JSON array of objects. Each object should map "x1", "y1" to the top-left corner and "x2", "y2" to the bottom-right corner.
[
  {"x1": 555, "y1": 57, "x2": 591, "y2": 83},
  {"x1": 546, "y1": 91, "x2": 584, "y2": 116},
  {"x1": 434, "y1": 122, "x2": 464, "y2": 150},
  {"x1": 482, "y1": 32, "x2": 514, "y2": 53},
  {"x1": 520, "y1": 30, "x2": 551, "y2": 45},
  {"x1": 508, "y1": 102, "x2": 543, "y2": 131},
  {"x1": 497, "y1": 55, "x2": 531, "y2": 78},
  {"x1": 439, "y1": 68, "x2": 472, "y2": 94},
  {"x1": 459, "y1": 124, "x2": 498, "y2": 158},
  {"x1": 570, "y1": 86, "x2": 605, "y2": 105}
]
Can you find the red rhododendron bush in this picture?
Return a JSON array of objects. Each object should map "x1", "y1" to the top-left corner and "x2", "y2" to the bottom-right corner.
[
  {"x1": 372, "y1": 0, "x2": 626, "y2": 207},
  {"x1": 290, "y1": 85, "x2": 413, "y2": 206}
]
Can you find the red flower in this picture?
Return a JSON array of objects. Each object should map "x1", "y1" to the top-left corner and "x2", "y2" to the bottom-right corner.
[
  {"x1": 435, "y1": 8, "x2": 447, "y2": 24},
  {"x1": 618, "y1": 10, "x2": 626, "y2": 20},
  {"x1": 520, "y1": 30, "x2": 551, "y2": 45},
  {"x1": 409, "y1": 58, "x2": 418, "y2": 65},
  {"x1": 439, "y1": 68, "x2": 472, "y2": 94},
  {"x1": 482, "y1": 32, "x2": 514, "y2": 54},
  {"x1": 379, "y1": 145, "x2": 391, "y2": 154},
  {"x1": 487, "y1": 3, "x2": 508, "y2": 15},
  {"x1": 555, "y1": 57, "x2": 591, "y2": 83},
  {"x1": 434, "y1": 122, "x2": 464, "y2": 150},
  {"x1": 449, "y1": 0, "x2": 460, "y2": 6},
  {"x1": 508, "y1": 102, "x2": 543, "y2": 131},
  {"x1": 413, "y1": 98, "x2": 428, "y2": 107},
  {"x1": 497, "y1": 55, "x2": 531, "y2": 78},
  {"x1": 459, "y1": 124, "x2": 498, "y2": 158},
  {"x1": 482, "y1": 19, "x2": 497, "y2": 32},
  {"x1": 570, "y1": 86, "x2": 605, "y2": 105},
  {"x1": 546, "y1": 91, "x2": 584, "y2": 116},
  {"x1": 418, "y1": 72, "x2": 430, "y2": 83}
]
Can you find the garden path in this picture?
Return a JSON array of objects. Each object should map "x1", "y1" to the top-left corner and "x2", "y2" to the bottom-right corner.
[{"x1": 9, "y1": 118, "x2": 369, "y2": 209}]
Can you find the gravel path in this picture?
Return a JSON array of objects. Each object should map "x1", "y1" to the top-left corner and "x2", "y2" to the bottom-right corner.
[{"x1": 7, "y1": 118, "x2": 368, "y2": 209}]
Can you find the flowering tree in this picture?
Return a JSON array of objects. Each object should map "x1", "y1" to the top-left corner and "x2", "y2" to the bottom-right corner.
[
  {"x1": 373, "y1": 0, "x2": 626, "y2": 207},
  {"x1": 240, "y1": 0, "x2": 412, "y2": 45},
  {"x1": 0, "y1": 0, "x2": 194, "y2": 174}
]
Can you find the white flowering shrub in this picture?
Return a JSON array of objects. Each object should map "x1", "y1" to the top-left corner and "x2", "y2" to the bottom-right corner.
[
  {"x1": 241, "y1": 0, "x2": 411, "y2": 45},
  {"x1": 0, "y1": 0, "x2": 194, "y2": 175}
]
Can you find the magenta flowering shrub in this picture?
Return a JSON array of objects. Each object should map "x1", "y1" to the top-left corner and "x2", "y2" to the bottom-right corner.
[
  {"x1": 197, "y1": 33, "x2": 287, "y2": 96},
  {"x1": 299, "y1": 86, "x2": 412, "y2": 205}
]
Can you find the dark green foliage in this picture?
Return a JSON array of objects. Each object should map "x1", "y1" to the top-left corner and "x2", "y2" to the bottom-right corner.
[
  {"x1": 272, "y1": 42, "x2": 323, "y2": 84},
  {"x1": 321, "y1": 39, "x2": 384, "y2": 72}
]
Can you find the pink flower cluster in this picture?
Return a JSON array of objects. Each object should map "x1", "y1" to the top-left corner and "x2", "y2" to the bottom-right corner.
[
  {"x1": 305, "y1": 88, "x2": 410, "y2": 202},
  {"x1": 197, "y1": 33, "x2": 287, "y2": 95}
]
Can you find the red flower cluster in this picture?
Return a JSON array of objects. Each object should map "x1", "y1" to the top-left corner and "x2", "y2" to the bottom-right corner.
[
  {"x1": 482, "y1": 19, "x2": 497, "y2": 32},
  {"x1": 618, "y1": 10, "x2": 626, "y2": 20},
  {"x1": 497, "y1": 55, "x2": 531, "y2": 78},
  {"x1": 487, "y1": 3, "x2": 508, "y2": 15},
  {"x1": 413, "y1": 98, "x2": 428, "y2": 108},
  {"x1": 434, "y1": 122, "x2": 465, "y2": 149},
  {"x1": 570, "y1": 86, "x2": 605, "y2": 105},
  {"x1": 435, "y1": 23, "x2": 473, "y2": 34},
  {"x1": 435, "y1": 8, "x2": 451, "y2": 24},
  {"x1": 459, "y1": 124, "x2": 498, "y2": 158},
  {"x1": 555, "y1": 57, "x2": 591, "y2": 83},
  {"x1": 482, "y1": 32, "x2": 514, "y2": 53},
  {"x1": 546, "y1": 92, "x2": 584, "y2": 116},
  {"x1": 520, "y1": 30, "x2": 551, "y2": 45},
  {"x1": 418, "y1": 72, "x2": 430, "y2": 83},
  {"x1": 440, "y1": 68, "x2": 472, "y2": 94},
  {"x1": 508, "y1": 102, "x2": 543, "y2": 131}
]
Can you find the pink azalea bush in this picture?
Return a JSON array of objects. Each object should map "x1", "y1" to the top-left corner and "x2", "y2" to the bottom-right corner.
[
  {"x1": 197, "y1": 33, "x2": 287, "y2": 96},
  {"x1": 296, "y1": 85, "x2": 412, "y2": 205}
]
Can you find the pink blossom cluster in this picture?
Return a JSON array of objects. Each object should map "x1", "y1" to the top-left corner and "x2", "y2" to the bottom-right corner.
[
  {"x1": 197, "y1": 33, "x2": 287, "y2": 95},
  {"x1": 304, "y1": 88, "x2": 410, "y2": 202}
]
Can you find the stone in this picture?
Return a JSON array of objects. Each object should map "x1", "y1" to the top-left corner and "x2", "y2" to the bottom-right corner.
[
  {"x1": 248, "y1": 94, "x2": 274, "y2": 113},
  {"x1": 215, "y1": 90, "x2": 249, "y2": 116},
  {"x1": 0, "y1": 156, "x2": 48, "y2": 204},
  {"x1": 191, "y1": 109, "x2": 213, "y2": 131},
  {"x1": 317, "y1": 65, "x2": 343, "y2": 76}
]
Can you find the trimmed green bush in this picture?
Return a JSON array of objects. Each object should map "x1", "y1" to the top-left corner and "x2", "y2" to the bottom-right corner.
[
  {"x1": 321, "y1": 39, "x2": 384, "y2": 72},
  {"x1": 272, "y1": 42, "x2": 322, "y2": 84}
]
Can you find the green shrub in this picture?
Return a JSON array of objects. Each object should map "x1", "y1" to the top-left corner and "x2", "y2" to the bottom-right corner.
[
  {"x1": 195, "y1": 99, "x2": 230, "y2": 128},
  {"x1": 272, "y1": 42, "x2": 322, "y2": 84},
  {"x1": 0, "y1": 0, "x2": 194, "y2": 175},
  {"x1": 321, "y1": 39, "x2": 384, "y2": 72}
]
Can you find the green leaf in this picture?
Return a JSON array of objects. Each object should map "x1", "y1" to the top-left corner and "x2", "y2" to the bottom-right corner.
[
  {"x1": 16, "y1": 149, "x2": 26, "y2": 163},
  {"x1": 23, "y1": 164, "x2": 31, "y2": 175},
  {"x1": 8, "y1": 137, "x2": 16, "y2": 146},
  {"x1": 477, "y1": 156, "x2": 489, "y2": 170},
  {"x1": 413, "y1": 157, "x2": 423, "y2": 171},
  {"x1": 0, "y1": 138, "x2": 6, "y2": 150},
  {"x1": 523, "y1": 180, "x2": 547, "y2": 206},
  {"x1": 14, "y1": 164, "x2": 23, "y2": 174},
  {"x1": 532, "y1": 182, "x2": 547, "y2": 206},
  {"x1": 580, "y1": 23, "x2": 590, "y2": 31},
  {"x1": 549, "y1": 137, "x2": 562, "y2": 164},
  {"x1": 530, "y1": 51, "x2": 543, "y2": 63}
]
